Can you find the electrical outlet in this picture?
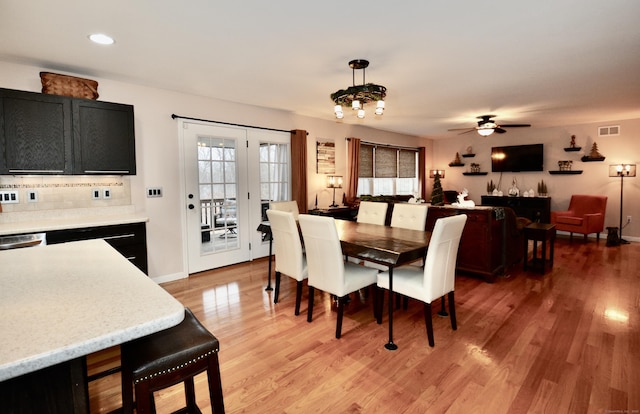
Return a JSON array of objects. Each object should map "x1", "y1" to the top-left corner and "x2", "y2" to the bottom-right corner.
[
  {"x1": 627, "y1": 216, "x2": 632, "y2": 223},
  {"x1": 92, "y1": 188, "x2": 101, "y2": 200},
  {"x1": 0, "y1": 191, "x2": 19, "y2": 204},
  {"x1": 102, "y1": 188, "x2": 111, "y2": 199}
]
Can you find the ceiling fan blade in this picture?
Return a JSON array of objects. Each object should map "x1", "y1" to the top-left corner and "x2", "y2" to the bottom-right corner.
[
  {"x1": 499, "y1": 124, "x2": 531, "y2": 128},
  {"x1": 459, "y1": 129, "x2": 477, "y2": 135},
  {"x1": 447, "y1": 127, "x2": 475, "y2": 131},
  {"x1": 494, "y1": 127, "x2": 507, "y2": 134}
]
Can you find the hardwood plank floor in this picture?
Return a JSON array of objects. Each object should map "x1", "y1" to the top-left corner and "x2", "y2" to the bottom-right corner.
[{"x1": 87, "y1": 237, "x2": 640, "y2": 413}]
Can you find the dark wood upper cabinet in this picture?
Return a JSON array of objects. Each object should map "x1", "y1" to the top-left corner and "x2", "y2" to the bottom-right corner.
[
  {"x1": 0, "y1": 88, "x2": 135, "y2": 175},
  {"x1": 73, "y1": 99, "x2": 135, "y2": 174},
  {"x1": 0, "y1": 89, "x2": 73, "y2": 174}
]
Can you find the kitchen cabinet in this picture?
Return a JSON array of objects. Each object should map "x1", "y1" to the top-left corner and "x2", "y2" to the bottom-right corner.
[
  {"x1": 46, "y1": 222, "x2": 148, "y2": 274},
  {"x1": 0, "y1": 88, "x2": 135, "y2": 175}
]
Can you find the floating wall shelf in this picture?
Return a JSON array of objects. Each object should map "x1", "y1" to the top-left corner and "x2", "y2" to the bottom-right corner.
[
  {"x1": 462, "y1": 172, "x2": 488, "y2": 176},
  {"x1": 564, "y1": 147, "x2": 581, "y2": 152},
  {"x1": 449, "y1": 162, "x2": 464, "y2": 167},
  {"x1": 549, "y1": 170, "x2": 583, "y2": 175},
  {"x1": 461, "y1": 153, "x2": 476, "y2": 158},
  {"x1": 581, "y1": 156, "x2": 605, "y2": 162}
]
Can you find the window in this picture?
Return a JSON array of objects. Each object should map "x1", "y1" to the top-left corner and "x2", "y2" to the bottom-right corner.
[
  {"x1": 259, "y1": 141, "x2": 290, "y2": 219},
  {"x1": 357, "y1": 144, "x2": 418, "y2": 196}
]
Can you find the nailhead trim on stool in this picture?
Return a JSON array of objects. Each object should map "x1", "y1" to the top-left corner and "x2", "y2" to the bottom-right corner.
[{"x1": 121, "y1": 308, "x2": 225, "y2": 414}]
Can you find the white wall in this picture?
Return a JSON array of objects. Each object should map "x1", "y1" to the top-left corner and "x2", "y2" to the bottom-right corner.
[
  {"x1": 0, "y1": 61, "x2": 430, "y2": 281},
  {"x1": 430, "y1": 119, "x2": 640, "y2": 240}
]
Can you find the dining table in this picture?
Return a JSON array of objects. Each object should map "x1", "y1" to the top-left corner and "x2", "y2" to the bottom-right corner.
[
  {"x1": 258, "y1": 218, "x2": 431, "y2": 350},
  {"x1": 0, "y1": 239, "x2": 185, "y2": 413}
]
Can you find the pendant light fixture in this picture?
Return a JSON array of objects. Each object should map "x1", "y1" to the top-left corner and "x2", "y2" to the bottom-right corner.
[{"x1": 331, "y1": 59, "x2": 386, "y2": 119}]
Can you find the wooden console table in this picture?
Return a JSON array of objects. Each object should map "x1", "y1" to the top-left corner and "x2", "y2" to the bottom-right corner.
[
  {"x1": 481, "y1": 195, "x2": 551, "y2": 223},
  {"x1": 426, "y1": 206, "x2": 503, "y2": 282}
]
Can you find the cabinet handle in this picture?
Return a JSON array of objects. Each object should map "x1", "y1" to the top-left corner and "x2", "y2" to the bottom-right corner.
[
  {"x1": 9, "y1": 169, "x2": 65, "y2": 173},
  {"x1": 102, "y1": 233, "x2": 136, "y2": 241},
  {"x1": 84, "y1": 170, "x2": 130, "y2": 174}
]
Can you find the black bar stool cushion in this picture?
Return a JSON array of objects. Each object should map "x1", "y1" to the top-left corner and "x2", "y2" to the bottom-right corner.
[{"x1": 124, "y1": 308, "x2": 219, "y2": 383}]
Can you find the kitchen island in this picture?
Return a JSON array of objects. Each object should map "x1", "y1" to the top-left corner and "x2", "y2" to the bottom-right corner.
[{"x1": 0, "y1": 239, "x2": 184, "y2": 413}]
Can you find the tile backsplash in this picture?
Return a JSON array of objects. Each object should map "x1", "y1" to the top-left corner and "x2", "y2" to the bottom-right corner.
[{"x1": 0, "y1": 175, "x2": 131, "y2": 212}]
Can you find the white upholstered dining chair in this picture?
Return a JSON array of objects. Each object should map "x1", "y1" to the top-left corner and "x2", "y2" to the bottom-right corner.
[
  {"x1": 376, "y1": 214, "x2": 467, "y2": 347},
  {"x1": 390, "y1": 203, "x2": 428, "y2": 231},
  {"x1": 269, "y1": 200, "x2": 300, "y2": 221},
  {"x1": 298, "y1": 214, "x2": 379, "y2": 338},
  {"x1": 356, "y1": 201, "x2": 388, "y2": 225},
  {"x1": 266, "y1": 209, "x2": 307, "y2": 315}
]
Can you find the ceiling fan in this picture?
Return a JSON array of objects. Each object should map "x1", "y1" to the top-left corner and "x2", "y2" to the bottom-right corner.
[{"x1": 448, "y1": 115, "x2": 531, "y2": 136}]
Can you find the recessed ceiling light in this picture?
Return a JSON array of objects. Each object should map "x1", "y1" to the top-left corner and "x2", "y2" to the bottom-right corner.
[{"x1": 89, "y1": 33, "x2": 115, "y2": 45}]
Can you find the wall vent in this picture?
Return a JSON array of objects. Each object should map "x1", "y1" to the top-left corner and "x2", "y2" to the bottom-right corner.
[{"x1": 598, "y1": 125, "x2": 620, "y2": 136}]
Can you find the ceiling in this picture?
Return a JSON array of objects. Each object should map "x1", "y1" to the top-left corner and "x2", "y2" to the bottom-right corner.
[{"x1": 1, "y1": 0, "x2": 639, "y2": 138}]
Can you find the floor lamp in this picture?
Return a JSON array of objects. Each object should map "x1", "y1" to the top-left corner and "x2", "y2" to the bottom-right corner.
[
  {"x1": 609, "y1": 164, "x2": 636, "y2": 244},
  {"x1": 327, "y1": 175, "x2": 343, "y2": 208}
]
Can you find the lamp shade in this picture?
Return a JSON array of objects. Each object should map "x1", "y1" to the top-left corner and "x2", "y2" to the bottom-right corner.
[
  {"x1": 327, "y1": 175, "x2": 343, "y2": 188},
  {"x1": 429, "y1": 169, "x2": 445, "y2": 178}
]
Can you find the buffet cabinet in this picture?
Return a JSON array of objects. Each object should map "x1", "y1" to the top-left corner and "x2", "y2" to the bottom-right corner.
[
  {"x1": 46, "y1": 222, "x2": 148, "y2": 274},
  {"x1": 0, "y1": 88, "x2": 136, "y2": 175},
  {"x1": 426, "y1": 206, "x2": 503, "y2": 282},
  {"x1": 481, "y1": 195, "x2": 551, "y2": 223}
]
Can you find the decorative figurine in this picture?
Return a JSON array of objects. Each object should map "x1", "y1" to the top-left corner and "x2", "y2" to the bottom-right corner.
[
  {"x1": 570, "y1": 135, "x2": 576, "y2": 148},
  {"x1": 508, "y1": 177, "x2": 520, "y2": 196}
]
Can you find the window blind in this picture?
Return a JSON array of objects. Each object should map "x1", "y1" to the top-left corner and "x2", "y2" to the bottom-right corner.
[{"x1": 358, "y1": 143, "x2": 417, "y2": 178}]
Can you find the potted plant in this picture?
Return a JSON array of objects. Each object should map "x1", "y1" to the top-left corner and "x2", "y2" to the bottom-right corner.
[{"x1": 486, "y1": 180, "x2": 496, "y2": 194}]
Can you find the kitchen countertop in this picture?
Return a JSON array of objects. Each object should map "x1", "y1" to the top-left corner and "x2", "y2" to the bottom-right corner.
[
  {"x1": 0, "y1": 206, "x2": 148, "y2": 236},
  {"x1": 0, "y1": 239, "x2": 184, "y2": 382}
]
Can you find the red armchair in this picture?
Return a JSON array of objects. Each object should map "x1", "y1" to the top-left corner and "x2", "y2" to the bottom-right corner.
[{"x1": 551, "y1": 195, "x2": 607, "y2": 242}]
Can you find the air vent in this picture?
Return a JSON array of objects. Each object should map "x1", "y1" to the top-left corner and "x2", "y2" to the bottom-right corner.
[{"x1": 598, "y1": 125, "x2": 620, "y2": 136}]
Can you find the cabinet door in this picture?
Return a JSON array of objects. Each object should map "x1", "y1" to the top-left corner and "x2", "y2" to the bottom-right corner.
[
  {"x1": 73, "y1": 99, "x2": 135, "y2": 174},
  {"x1": 0, "y1": 89, "x2": 72, "y2": 174}
]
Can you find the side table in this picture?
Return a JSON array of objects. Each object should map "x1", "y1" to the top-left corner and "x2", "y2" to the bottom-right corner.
[{"x1": 523, "y1": 223, "x2": 556, "y2": 274}]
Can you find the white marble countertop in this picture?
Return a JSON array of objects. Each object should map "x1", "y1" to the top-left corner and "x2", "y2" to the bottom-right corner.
[
  {"x1": 0, "y1": 206, "x2": 148, "y2": 236},
  {"x1": 0, "y1": 239, "x2": 184, "y2": 382}
]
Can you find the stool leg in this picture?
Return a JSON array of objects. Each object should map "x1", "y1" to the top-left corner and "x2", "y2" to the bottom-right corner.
[
  {"x1": 121, "y1": 352, "x2": 135, "y2": 414},
  {"x1": 185, "y1": 377, "x2": 198, "y2": 412},
  {"x1": 207, "y1": 353, "x2": 226, "y2": 414},
  {"x1": 134, "y1": 381, "x2": 155, "y2": 414}
]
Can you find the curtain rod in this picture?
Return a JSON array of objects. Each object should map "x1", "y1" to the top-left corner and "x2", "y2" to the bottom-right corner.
[
  {"x1": 345, "y1": 137, "x2": 419, "y2": 151},
  {"x1": 171, "y1": 114, "x2": 295, "y2": 134}
]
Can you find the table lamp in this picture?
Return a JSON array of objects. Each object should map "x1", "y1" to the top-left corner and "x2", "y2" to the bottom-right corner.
[{"x1": 327, "y1": 175, "x2": 343, "y2": 208}]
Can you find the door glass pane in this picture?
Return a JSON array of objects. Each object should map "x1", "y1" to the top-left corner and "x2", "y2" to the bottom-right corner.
[
  {"x1": 198, "y1": 135, "x2": 239, "y2": 253},
  {"x1": 259, "y1": 142, "x2": 290, "y2": 220}
]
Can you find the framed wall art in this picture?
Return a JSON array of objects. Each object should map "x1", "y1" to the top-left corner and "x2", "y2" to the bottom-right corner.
[{"x1": 316, "y1": 141, "x2": 335, "y2": 174}]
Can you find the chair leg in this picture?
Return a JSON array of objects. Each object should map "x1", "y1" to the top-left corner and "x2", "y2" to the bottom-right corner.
[
  {"x1": 274, "y1": 271, "x2": 281, "y2": 303},
  {"x1": 184, "y1": 377, "x2": 197, "y2": 412},
  {"x1": 376, "y1": 287, "x2": 384, "y2": 324},
  {"x1": 295, "y1": 280, "x2": 303, "y2": 316},
  {"x1": 569, "y1": 232, "x2": 573, "y2": 242},
  {"x1": 307, "y1": 286, "x2": 315, "y2": 322},
  {"x1": 584, "y1": 233, "x2": 588, "y2": 242},
  {"x1": 424, "y1": 302, "x2": 435, "y2": 347},
  {"x1": 336, "y1": 296, "x2": 346, "y2": 339},
  {"x1": 133, "y1": 380, "x2": 154, "y2": 414},
  {"x1": 206, "y1": 353, "x2": 226, "y2": 414},
  {"x1": 121, "y1": 349, "x2": 135, "y2": 414},
  {"x1": 448, "y1": 291, "x2": 457, "y2": 331}
]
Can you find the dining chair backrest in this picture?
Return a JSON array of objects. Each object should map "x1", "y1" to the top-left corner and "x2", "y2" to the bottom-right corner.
[
  {"x1": 357, "y1": 201, "x2": 388, "y2": 225},
  {"x1": 421, "y1": 214, "x2": 467, "y2": 302},
  {"x1": 269, "y1": 200, "x2": 300, "y2": 221},
  {"x1": 390, "y1": 203, "x2": 428, "y2": 231},
  {"x1": 266, "y1": 209, "x2": 305, "y2": 280},
  {"x1": 298, "y1": 214, "x2": 346, "y2": 295}
]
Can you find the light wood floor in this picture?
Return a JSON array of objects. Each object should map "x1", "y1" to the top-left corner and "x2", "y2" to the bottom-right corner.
[{"x1": 87, "y1": 237, "x2": 639, "y2": 413}]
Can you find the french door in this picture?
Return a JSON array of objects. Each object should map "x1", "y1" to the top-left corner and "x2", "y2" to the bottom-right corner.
[{"x1": 180, "y1": 121, "x2": 290, "y2": 274}]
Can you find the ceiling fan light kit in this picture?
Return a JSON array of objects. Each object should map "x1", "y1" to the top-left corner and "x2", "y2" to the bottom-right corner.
[
  {"x1": 449, "y1": 115, "x2": 531, "y2": 136},
  {"x1": 331, "y1": 59, "x2": 386, "y2": 119}
]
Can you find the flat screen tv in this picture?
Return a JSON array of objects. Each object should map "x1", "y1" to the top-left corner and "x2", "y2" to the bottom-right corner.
[{"x1": 491, "y1": 144, "x2": 544, "y2": 172}]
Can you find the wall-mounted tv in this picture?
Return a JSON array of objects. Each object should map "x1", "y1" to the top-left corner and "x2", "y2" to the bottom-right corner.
[{"x1": 491, "y1": 144, "x2": 544, "y2": 172}]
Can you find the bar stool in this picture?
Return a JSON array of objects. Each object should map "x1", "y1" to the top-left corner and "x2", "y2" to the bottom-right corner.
[{"x1": 121, "y1": 308, "x2": 225, "y2": 414}]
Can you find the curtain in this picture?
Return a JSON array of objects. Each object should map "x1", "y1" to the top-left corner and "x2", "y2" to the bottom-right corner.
[
  {"x1": 346, "y1": 137, "x2": 361, "y2": 204},
  {"x1": 290, "y1": 129, "x2": 308, "y2": 213},
  {"x1": 418, "y1": 147, "x2": 427, "y2": 200}
]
